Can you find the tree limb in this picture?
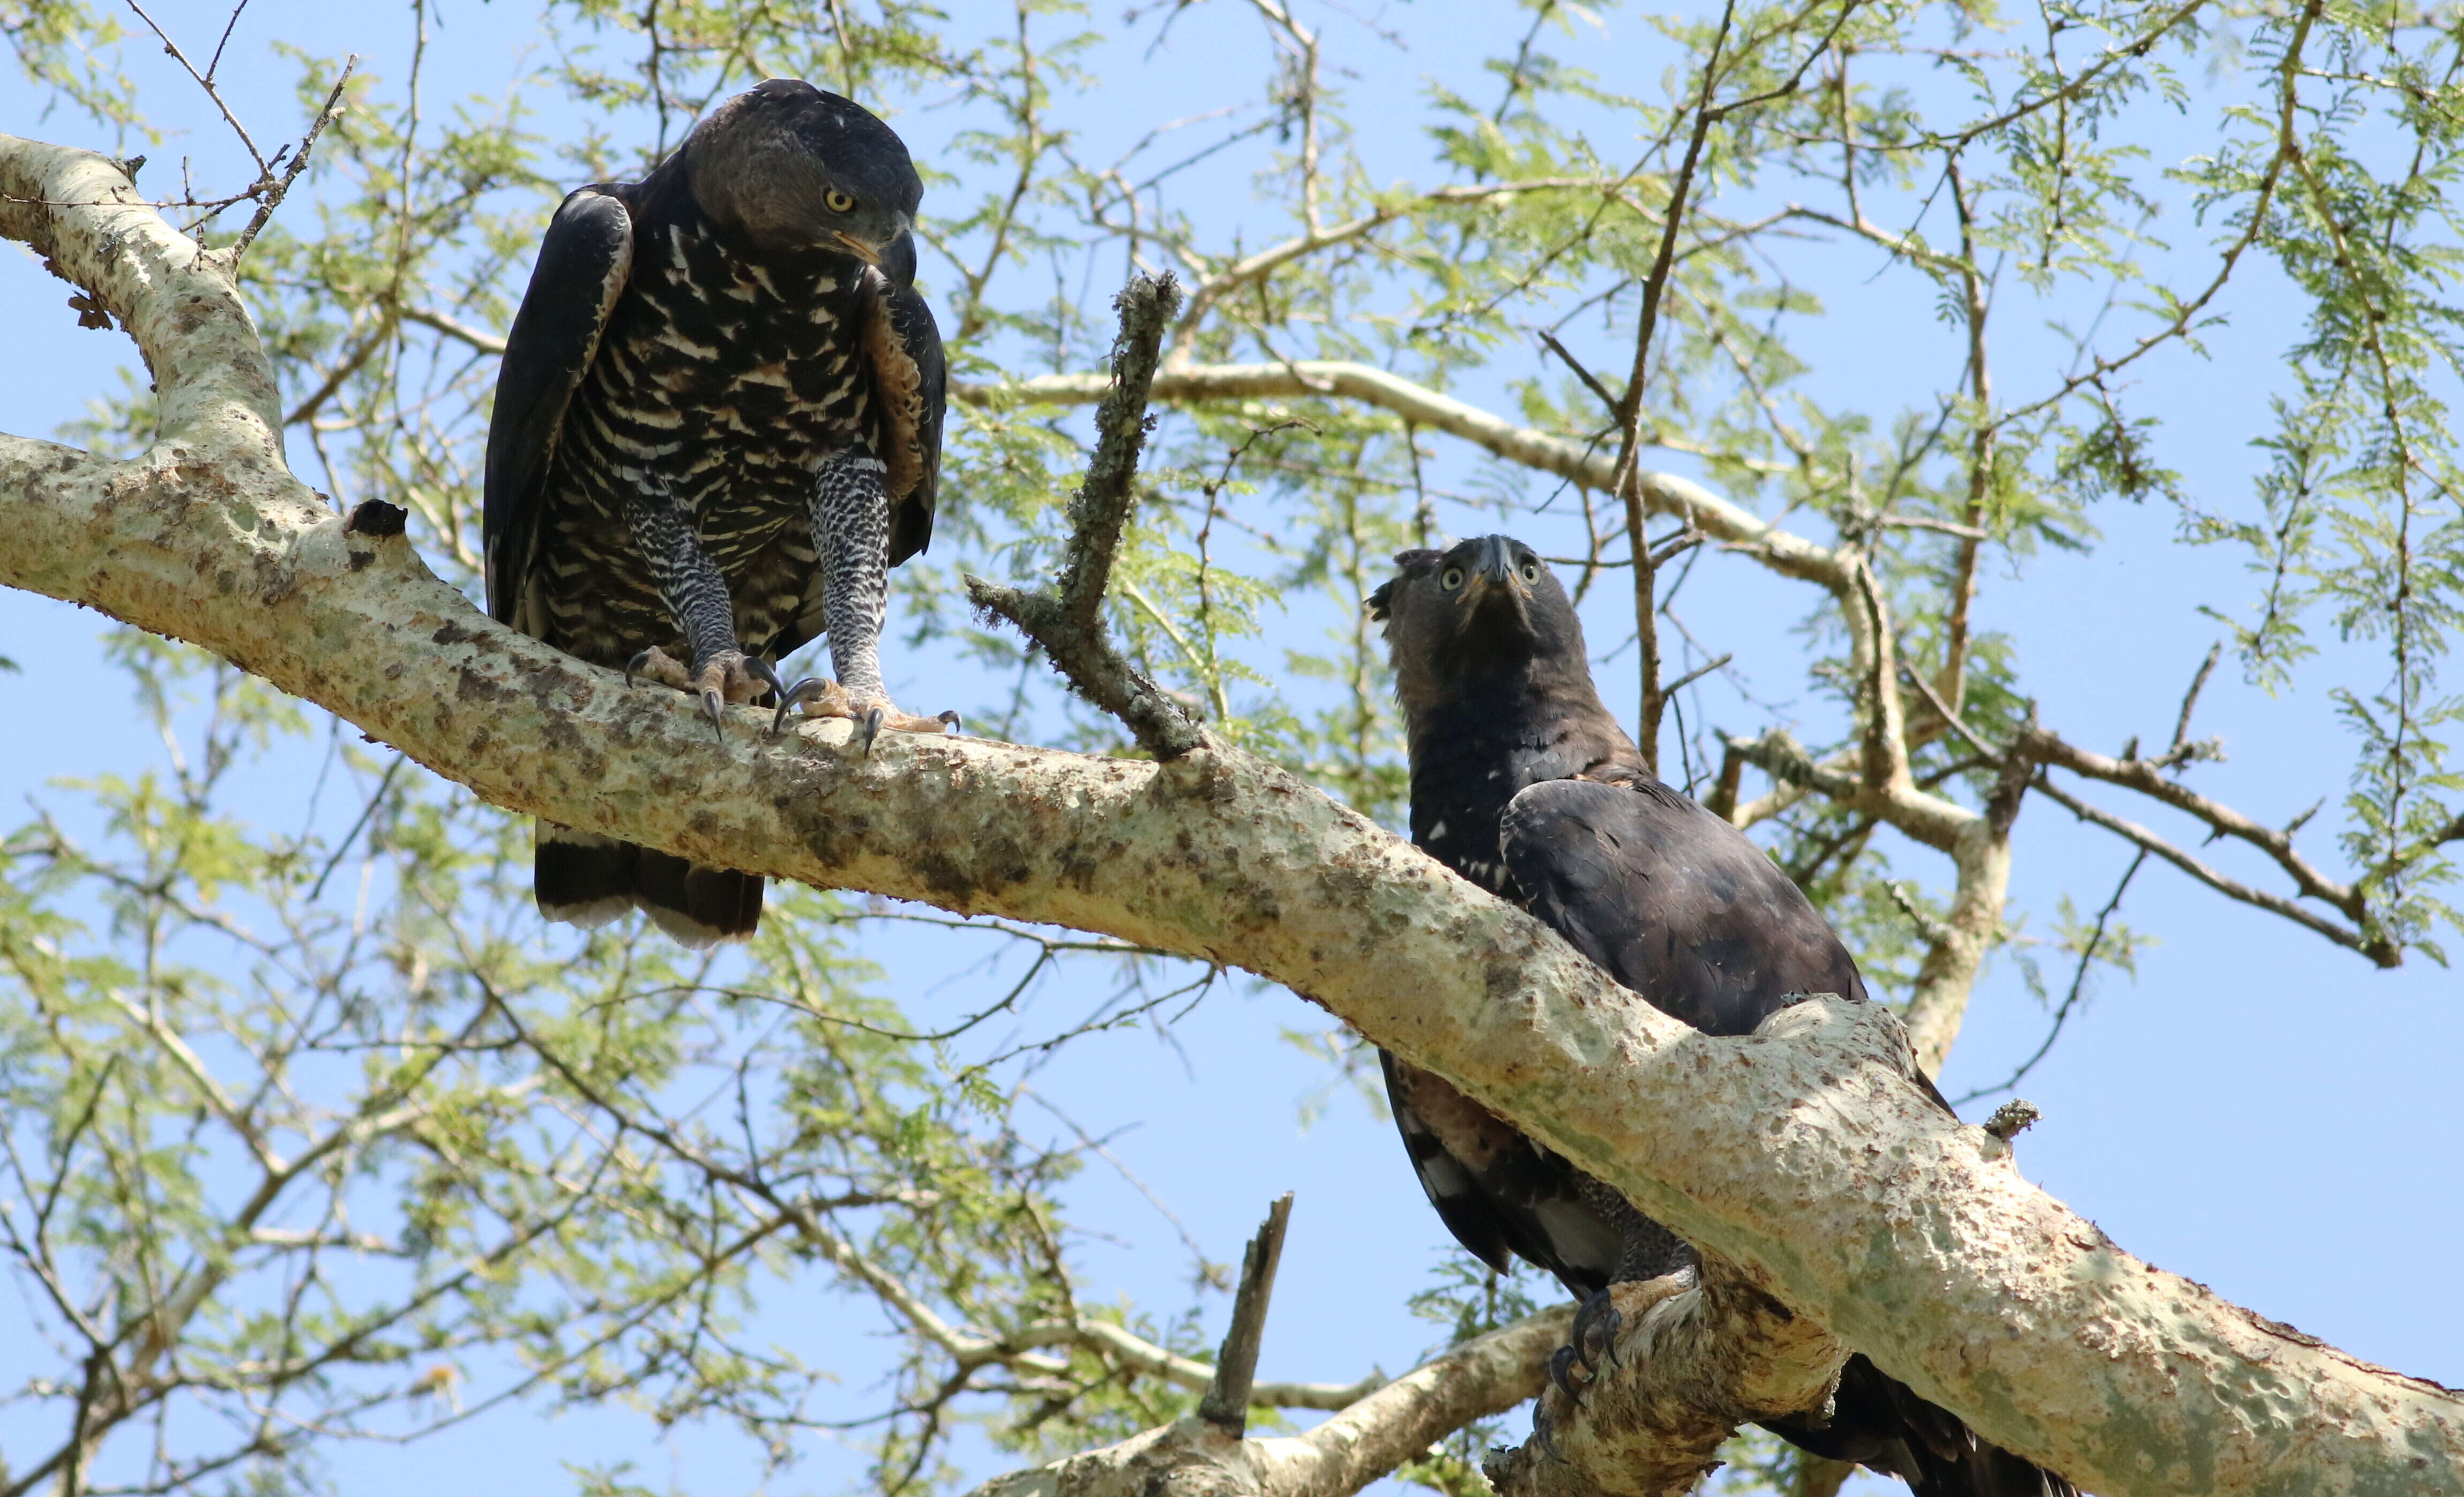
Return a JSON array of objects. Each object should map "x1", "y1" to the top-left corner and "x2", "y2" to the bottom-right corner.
[
  {"x1": 966, "y1": 1307, "x2": 1573, "y2": 1497},
  {"x1": 1199, "y1": 1194, "x2": 1293, "y2": 1434},
  {"x1": 967, "y1": 273, "x2": 1201, "y2": 758},
  {"x1": 1487, "y1": 1263, "x2": 1845, "y2": 1497},
  {"x1": 2028, "y1": 774, "x2": 2384, "y2": 963},
  {"x1": 958, "y1": 362, "x2": 1849, "y2": 589},
  {"x1": 2017, "y1": 725, "x2": 2373, "y2": 940},
  {"x1": 10, "y1": 132, "x2": 2464, "y2": 1497}
]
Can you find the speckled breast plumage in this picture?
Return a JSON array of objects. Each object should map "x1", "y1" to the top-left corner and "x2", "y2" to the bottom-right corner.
[{"x1": 525, "y1": 214, "x2": 875, "y2": 668}]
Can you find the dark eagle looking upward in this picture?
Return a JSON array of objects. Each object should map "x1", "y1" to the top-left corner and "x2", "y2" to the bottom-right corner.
[
  {"x1": 1371, "y1": 535, "x2": 2074, "y2": 1497},
  {"x1": 484, "y1": 79, "x2": 953, "y2": 948}
]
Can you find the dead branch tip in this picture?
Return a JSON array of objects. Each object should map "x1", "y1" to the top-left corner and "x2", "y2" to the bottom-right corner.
[{"x1": 967, "y1": 271, "x2": 1201, "y2": 759}]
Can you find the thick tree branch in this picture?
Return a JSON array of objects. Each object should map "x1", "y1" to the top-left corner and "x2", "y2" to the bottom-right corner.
[
  {"x1": 1718, "y1": 728, "x2": 1973, "y2": 853},
  {"x1": 10, "y1": 134, "x2": 2464, "y2": 1497},
  {"x1": 1487, "y1": 1263, "x2": 1845, "y2": 1497},
  {"x1": 0, "y1": 138, "x2": 286, "y2": 452},
  {"x1": 364, "y1": 326, "x2": 1847, "y2": 598}
]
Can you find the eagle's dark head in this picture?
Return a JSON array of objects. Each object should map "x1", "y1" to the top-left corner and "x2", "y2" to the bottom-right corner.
[
  {"x1": 686, "y1": 79, "x2": 922, "y2": 269},
  {"x1": 1370, "y1": 534, "x2": 1591, "y2": 721}
]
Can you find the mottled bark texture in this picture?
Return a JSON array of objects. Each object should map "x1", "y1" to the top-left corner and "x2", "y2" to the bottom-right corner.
[
  {"x1": 7, "y1": 136, "x2": 2464, "y2": 1497},
  {"x1": 967, "y1": 1308, "x2": 1574, "y2": 1497},
  {"x1": 1484, "y1": 1267, "x2": 1846, "y2": 1497}
]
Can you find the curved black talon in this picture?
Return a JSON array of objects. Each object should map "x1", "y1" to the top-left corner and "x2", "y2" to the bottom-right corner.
[
  {"x1": 857, "y1": 706, "x2": 886, "y2": 757},
  {"x1": 624, "y1": 649, "x2": 656, "y2": 690},
  {"x1": 749, "y1": 654, "x2": 789, "y2": 703},
  {"x1": 936, "y1": 709, "x2": 962, "y2": 733},
  {"x1": 1528, "y1": 1399, "x2": 1565, "y2": 1463},
  {"x1": 700, "y1": 688, "x2": 727, "y2": 739},
  {"x1": 1545, "y1": 1343, "x2": 1581, "y2": 1400},
  {"x1": 1571, "y1": 1289, "x2": 1623, "y2": 1375},
  {"x1": 770, "y1": 676, "x2": 826, "y2": 734}
]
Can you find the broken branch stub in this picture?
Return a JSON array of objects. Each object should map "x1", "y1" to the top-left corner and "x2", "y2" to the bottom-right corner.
[{"x1": 1199, "y1": 1194, "x2": 1295, "y2": 1435}]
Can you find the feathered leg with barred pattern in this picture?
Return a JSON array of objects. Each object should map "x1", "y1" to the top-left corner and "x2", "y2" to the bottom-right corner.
[
  {"x1": 617, "y1": 475, "x2": 788, "y2": 737},
  {"x1": 774, "y1": 445, "x2": 958, "y2": 753}
]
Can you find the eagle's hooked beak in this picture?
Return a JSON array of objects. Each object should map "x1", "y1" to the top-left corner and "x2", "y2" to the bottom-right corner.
[
  {"x1": 832, "y1": 212, "x2": 912, "y2": 270},
  {"x1": 1473, "y1": 536, "x2": 1524, "y2": 593},
  {"x1": 1462, "y1": 536, "x2": 1536, "y2": 632}
]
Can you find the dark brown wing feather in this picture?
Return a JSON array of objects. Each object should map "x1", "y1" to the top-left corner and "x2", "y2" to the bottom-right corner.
[
  {"x1": 1498, "y1": 776, "x2": 1868, "y2": 1035},
  {"x1": 482, "y1": 186, "x2": 633, "y2": 625},
  {"x1": 1487, "y1": 776, "x2": 2070, "y2": 1496},
  {"x1": 1384, "y1": 773, "x2": 1865, "y2": 1297},
  {"x1": 1380, "y1": 1053, "x2": 1626, "y2": 1288}
]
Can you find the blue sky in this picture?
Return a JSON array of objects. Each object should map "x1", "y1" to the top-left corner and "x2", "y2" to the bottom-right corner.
[{"x1": 4, "y1": 3, "x2": 2459, "y2": 1494}]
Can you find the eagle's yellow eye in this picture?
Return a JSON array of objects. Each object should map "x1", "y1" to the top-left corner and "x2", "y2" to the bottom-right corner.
[
  {"x1": 1520, "y1": 561, "x2": 1540, "y2": 584},
  {"x1": 824, "y1": 189, "x2": 856, "y2": 213},
  {"x1": 1440, "y1": 567, "x2": 1466, "y2": 590}
]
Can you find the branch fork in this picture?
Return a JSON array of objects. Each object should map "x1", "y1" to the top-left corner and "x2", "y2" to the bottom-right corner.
[
  {"x1": 9, "y1": 130, "x2": 2464, "y2": 1497},
  {"x1": 968, "y1": 272, "x2": 1203, "y2": 759}
]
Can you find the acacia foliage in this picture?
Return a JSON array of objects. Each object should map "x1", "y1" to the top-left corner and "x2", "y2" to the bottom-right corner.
[{"x1": 3, "y1": 2, "x2": 2461, "y2": 1495}]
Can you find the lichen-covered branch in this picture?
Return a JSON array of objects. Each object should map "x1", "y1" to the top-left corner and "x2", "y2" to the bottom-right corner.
[
  {"x1": 10, "y1": 133, "x2": 2464, "y2": 1497},
  {"x1": 1486, "y1": 1264, "x2": 1846, "y2": 1497},
  {"x1": 966, "y1": 1308, "x2": 1574, "y2": 1497}
]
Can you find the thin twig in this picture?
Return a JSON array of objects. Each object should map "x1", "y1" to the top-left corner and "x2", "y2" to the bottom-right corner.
[
  {"x1": 304, "y1": 753, "x2": 402, "y2": 902},
  {"x1": 1662, "y1": 652, "x2": 1733, "y2": 698},
  {"x1": 205, "y1": 0, "x2": 251, "y2": 83},
  {"x1": 2019, "y1": 725, "x2": 2359, "y2": 924},
  {"x1": 124, "y1": 0, "x2": 267, "y2": 170},
  {"x1": 1953, "y1": 849, "x2": 2147, "y2": 1105},
  {"x1": 400, "y1": 305, "x2": 507, "y2": 355},
  {"x1": 231, "y1": 61, "x2": 354, "y2": 258},
  {"x1": 1537, "y1": 327, "x2": 1619, "y2": 416},
  {"x1": 2170, "y1": 642, "x2": 2222, "y2": 756},
  {"x1": 1609, "y1": 0, "x2": 1737, "y2": 771},
  {"x1": 2029, "y1": 775, "x2": 2380, "y2": 961}
]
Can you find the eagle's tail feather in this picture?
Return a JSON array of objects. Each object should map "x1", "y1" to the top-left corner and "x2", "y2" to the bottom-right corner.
[
  {"x1": 1761, "y1": 1355, "x2": 2077, "y2": 1497},
  {"x1": 534, "y1": 822, "x2": 763, "y2": 947}
]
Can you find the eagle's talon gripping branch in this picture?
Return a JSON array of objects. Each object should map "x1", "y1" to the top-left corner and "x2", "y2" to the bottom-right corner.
[
  {"x1": 624, "y1": 645, "x2": 786, "y2": 738},
  {"x1": 1570, "y1": 1290, "x2": 1624, "y2": 1378},
  {"x1": 771, "y1": 674, "x2": 959, "y2": 754}
]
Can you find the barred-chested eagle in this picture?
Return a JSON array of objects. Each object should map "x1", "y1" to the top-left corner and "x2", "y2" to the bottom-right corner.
[{"x1": 484, "y1": 79, "x2": 952, "y2": 947}]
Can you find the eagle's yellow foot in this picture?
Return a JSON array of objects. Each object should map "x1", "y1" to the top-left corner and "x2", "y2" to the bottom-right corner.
[
  {"x1": 771, "y1": 675, "x2": 959, "y2": 755},
  {"x1": 626, "y1": 646, "x2": 788, "y2": 738}
]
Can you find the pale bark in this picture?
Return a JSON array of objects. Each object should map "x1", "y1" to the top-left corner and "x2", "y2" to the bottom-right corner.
[
  {"x1": 9, "y1": 134, "x2": 2464, "y2": 1497},
  {"x1": 1484, "y1": 1266, "x2": 1846, "y2": 1497},
  {"x1": 967, "y1": 1308, "x2": 1573, "y2": 1497}
]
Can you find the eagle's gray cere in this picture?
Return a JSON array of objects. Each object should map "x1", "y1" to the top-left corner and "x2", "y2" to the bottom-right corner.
[
  {"x1": 1372, "y1": 536, "x2": 2074, "y2": 1497},
  {"x1": 484, "y1": 78, "x2": 952, "y2": 948}
]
